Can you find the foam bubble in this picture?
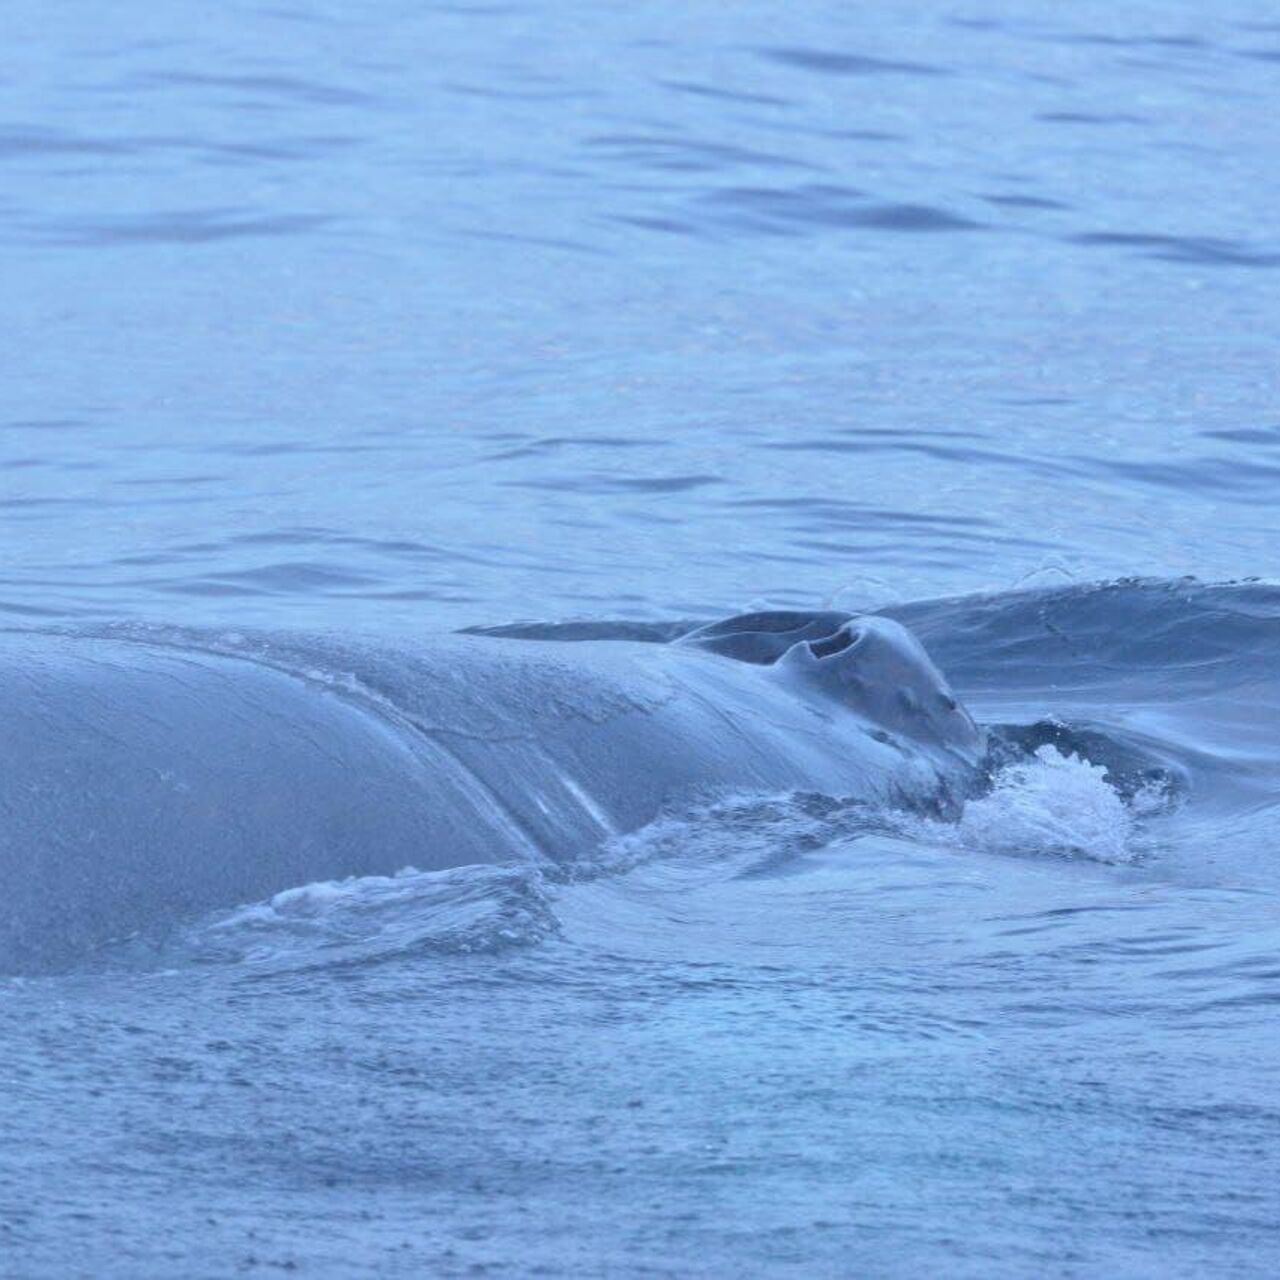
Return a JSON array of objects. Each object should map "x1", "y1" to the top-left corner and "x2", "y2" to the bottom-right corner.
[{"x1": 913, "y1": 744, "x2": 1142, "y2": 863}]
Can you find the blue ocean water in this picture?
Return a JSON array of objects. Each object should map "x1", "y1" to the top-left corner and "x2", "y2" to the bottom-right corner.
[{"x1": 3, "y1": 3, "x2": 1280, "y2": 1276}]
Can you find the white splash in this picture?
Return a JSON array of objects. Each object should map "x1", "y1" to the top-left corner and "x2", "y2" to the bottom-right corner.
[{"x1": 917, "y1": 745, "x2": 1141, "y2": 864}]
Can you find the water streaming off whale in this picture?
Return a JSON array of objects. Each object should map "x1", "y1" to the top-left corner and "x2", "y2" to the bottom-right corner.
[{"x1": 3, "y1": 2, "x2": 1280, "y2": 1276}]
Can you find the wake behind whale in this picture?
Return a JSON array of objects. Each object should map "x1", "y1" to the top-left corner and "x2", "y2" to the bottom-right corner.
[{"x1": 0, "y1": 610, "x2": 982, "y2": 974}]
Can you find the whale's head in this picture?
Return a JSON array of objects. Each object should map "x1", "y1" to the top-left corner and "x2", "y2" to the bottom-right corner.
[
  {"x1": 775, "y1": 615, "x2": 983, "y2": 758},
  {"x1": 678, "y1": 609, "x2": 982, "y2": 760}
]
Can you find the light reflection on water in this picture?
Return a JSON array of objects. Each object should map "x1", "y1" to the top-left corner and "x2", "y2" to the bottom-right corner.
[{"x1": 3, "y1": 0, "x2": 1280, "y2": 628}]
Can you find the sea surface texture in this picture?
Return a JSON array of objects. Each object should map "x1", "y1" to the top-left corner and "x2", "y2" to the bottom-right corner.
[{"x1": 3, "y1": 2, "x2": 1280, "y2": 1276}]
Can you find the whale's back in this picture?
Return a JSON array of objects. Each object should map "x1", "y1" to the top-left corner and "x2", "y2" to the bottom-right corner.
[{"x1": 0, "y1": 621, "x2": 981, "y2": 972}]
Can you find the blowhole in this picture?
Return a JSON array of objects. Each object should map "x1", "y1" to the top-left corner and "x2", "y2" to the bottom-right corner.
[{"x1": 808, "y1": 627, "x2": 859, "y2": 660}]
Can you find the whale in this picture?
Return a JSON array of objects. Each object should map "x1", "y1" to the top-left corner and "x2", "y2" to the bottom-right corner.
[{"x1": 0, "y1": 611, "x2": 983, "y2": 972}]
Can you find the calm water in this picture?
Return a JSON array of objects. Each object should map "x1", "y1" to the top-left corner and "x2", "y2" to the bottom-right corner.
[{"x1": 3, "y1": 2, "x2": 1280, "y2": 1276}]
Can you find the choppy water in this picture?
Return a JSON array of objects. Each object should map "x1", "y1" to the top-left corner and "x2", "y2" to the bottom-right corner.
[{"x1": 3, "y1": 3, "x2": 1280, "y2": 1276}]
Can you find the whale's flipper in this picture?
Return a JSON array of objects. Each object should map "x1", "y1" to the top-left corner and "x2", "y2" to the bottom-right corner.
[
  {"x1": 677, "y1": 611, "x2": 854, "y2": 665},
  {"x1": 774, "y1": 616, "x2": 983, "y2": 757}
]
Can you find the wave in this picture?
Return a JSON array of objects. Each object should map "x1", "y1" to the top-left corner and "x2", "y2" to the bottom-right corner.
[
  {"x1": 890, "y1": 576, "x2": 1280, "y2": 700},
  {"x1": 144, "y1": 863, "x2": 562, "y2": 973}
]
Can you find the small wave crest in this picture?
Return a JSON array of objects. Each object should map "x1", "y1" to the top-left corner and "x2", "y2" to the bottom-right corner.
[
  {"x1": 133, "y1": 863, "x2": 561, "y2": 972},
  {"x1": 576, "y1": 791, "x2": 886, "y2": 883}
]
